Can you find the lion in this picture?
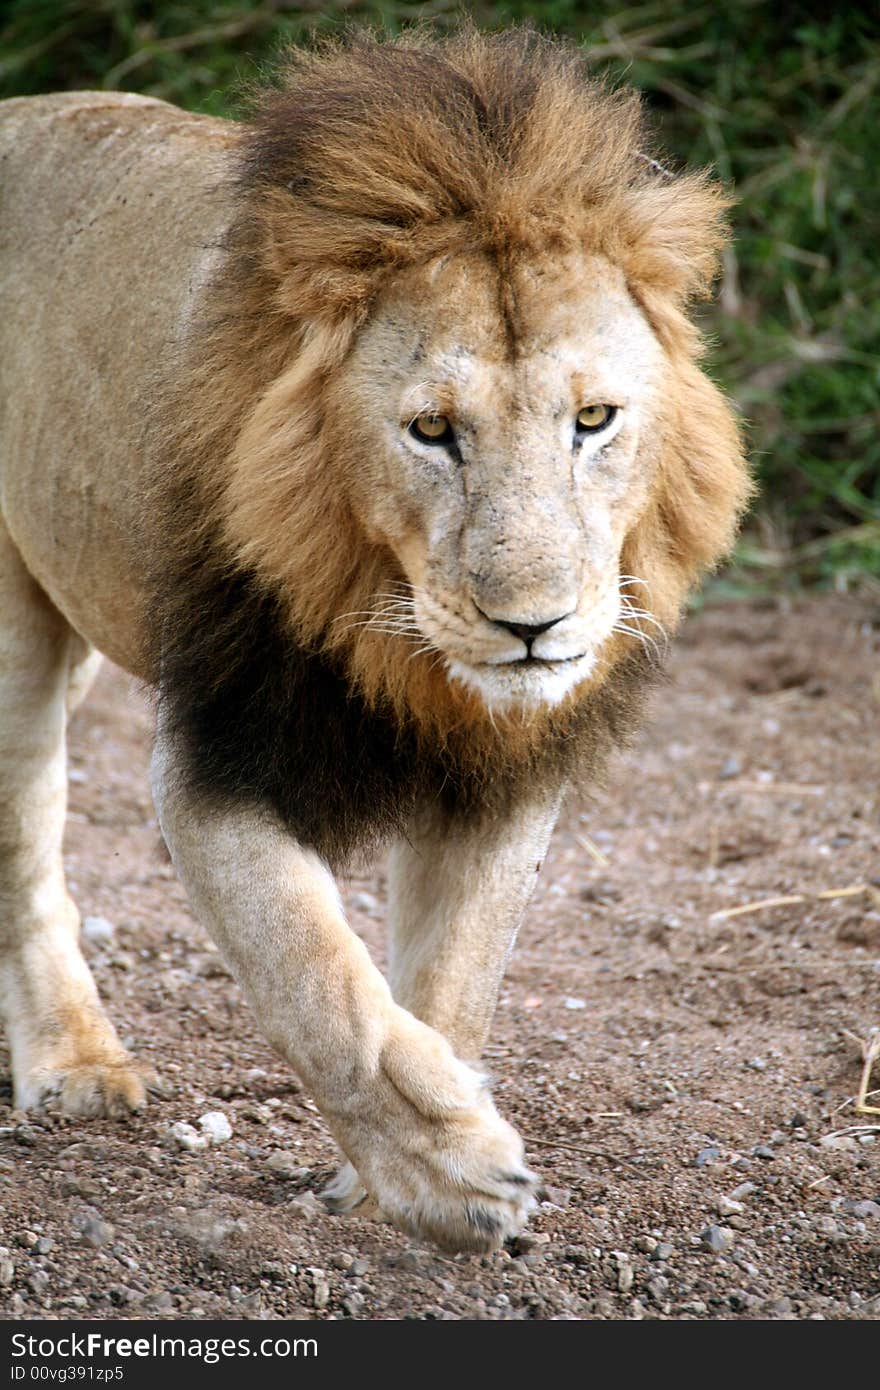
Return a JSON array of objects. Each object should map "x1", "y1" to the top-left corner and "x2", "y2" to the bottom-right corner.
[{"x1": 0, "y1": 28, "x2": 750, "y2": 1252}]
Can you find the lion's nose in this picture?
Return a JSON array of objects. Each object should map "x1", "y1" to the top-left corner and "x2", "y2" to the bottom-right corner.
[{"x1": 476, "y1": 608, "x2": 569, "y2": 649}]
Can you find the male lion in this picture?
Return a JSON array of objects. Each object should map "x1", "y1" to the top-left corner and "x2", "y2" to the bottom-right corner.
[{"x1": 0, "y1": 29, "x2": 750, "y2": 1252}]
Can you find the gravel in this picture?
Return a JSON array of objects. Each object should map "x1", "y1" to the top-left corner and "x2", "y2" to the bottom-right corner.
[{"x1": 2, "y1": 595, "x2": 878, "y2": 1321}]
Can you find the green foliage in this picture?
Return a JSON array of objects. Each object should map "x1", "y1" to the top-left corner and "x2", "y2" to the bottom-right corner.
[{"x1": 2, "y1": 0, "x2": 878, "y2": 586}]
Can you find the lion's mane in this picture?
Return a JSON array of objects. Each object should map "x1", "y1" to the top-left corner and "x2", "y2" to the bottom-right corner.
[{"x1": 149, "y1": 27, "x2": 750, "y2": 864}]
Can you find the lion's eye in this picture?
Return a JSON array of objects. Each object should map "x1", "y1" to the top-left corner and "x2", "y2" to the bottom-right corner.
[
  {"x1": 410, "y1": 412, "x2": 454, "y2": 445},
  {"x1": 575, "y1": 404, "x2": 616, "y2": 435}
]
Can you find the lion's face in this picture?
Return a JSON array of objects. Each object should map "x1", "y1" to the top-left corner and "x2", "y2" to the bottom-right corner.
[{"x1": 334, "y1": 250, "x2": 666, "y2": 711}]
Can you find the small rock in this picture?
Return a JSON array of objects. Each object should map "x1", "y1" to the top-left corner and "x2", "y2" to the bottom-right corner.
[
  {"x1": 347, "y1": 1257, "x2": 371, "y2": 1278},
  {"x1": 198, "y1": 1111, "x2": 233, "y2": 1145},
  {"x1": 82, "y1": 916, "x2": 115, "y2": 945},
  {"x1": 763, "y1": 1296, "x2": 795, "y2": 1318},
  {"x1": 716, "y1": 1196, "x2": 745, "y2": 1217},
  {"x1": 820, "y1": 1134, "x2": 858, "y2": 1152},
  {"x1": 701, "y1": 1224, "x2": 735, "y2": 1254},
  {"x1": 719, "y1": 756, "x2": 742, "y2": 780},
  {"x1": 33, "y1": 1237, "x2": 55, "y2": 1255},
  {"x1": 17, "y1": 1231, "x2": 38, "y2": 1250},
  {"x1": 842, "y1": 1199, "x2": 880, "y2": 1220},
  {"x1": 752, "y1": 1145, "x2": 775, "y2": 1160},
  {"x1": 266, "y1": 1150, "x2": 308, "y2": 1180},
  {"x1": 611, "y1": 1252, "x2": 634, "y2": 1294},
  {"x1": 563, "y1": 997, "x2": 586, "y2": 1011},
  {"x1": 645, "y1": 1275, "x2": 668, "y2": 1303},
  {"x1": 143, "y1": 1291, "x2": 173, "y2": 1312},
  {"x1": 309, "y1": 1268, "x2": 330, "y2": 1310},
  {"x1": 289, "y1": 1191, "x2": 324, "y2": 1219},
  {"x1": 28, "y1": 1270, "x2": 49, "y2": 1297},
  {"x1": 170, "y1": 1121, "x2": 208, "y2": 1154},
  {"x1": 813, "y1": 1215, "x2": 839, "y2": 1237},
  {"x1": 729, "y1": 1182, "x2": 758, "y2": 1202},
  {"x1": 109, "y1": 1285, "x2": 140, "y2": 1306},
  {"x1": 0, "y1": 1249, "x2": 14, "y2": 1287},
  {"x1": 695, "y1": 1146, "x2": 721, "y2": 1167},
  {"x1": 790, "y1": 1112, "x2": 808, "y2": 1128},
  {"x1": 512, "y1": 1232, "x2": 550, "y2": 1256},
  {"x1": 634, "y1": 1236, "x2": 657, "y2": 1254},
  {"x1": 650, "y1": 1242, "x2": 674, "y2": 1261},
  {"x1": 72, "y1": 1209, "x2": 115, "y2": 1249},
  {"x1": 342, "y1": 1292, "x2": 366, "y2": 1317}
]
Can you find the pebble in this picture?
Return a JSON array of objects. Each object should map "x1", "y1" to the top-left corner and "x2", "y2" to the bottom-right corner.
[
  {"x1": 645, "y1": 1275, "x2": 668, "y2": 1303},
  {"x1": 695, "y1": 1146, "x2": 721, "y2": 1167},
  {"x1": 309, "y1": 1268, "x2": 330, "y2": 1310},
  {"x1": 842, "y1": 1199, "x2": 880, "y2": 1220},
  {"x1": 512, "y1": 1232, "x2": 550, "y2": 1256},
  {"x1": 563, "y1": 997, "x2": 586, "y2": 1010},
  {"x1": 701, "y1": 1224, "x2": 735, "y2": 1254},
  {"x1": 719, "y1": 756, "x2": 742, "y2": 780},
  {"x1": 0, "y1": 1248, "x2": 14, "y2": 1287},
  {"x1": 716, "y1": 1196, "x2": 745, "y2": 1217},
  {"x1": 17, "y1": 1231, "x2": 38, "y2": 1250},
  {"x1": 611, "y1": 1252, "x2": 633, "y2": 1293},
  {"x1": 820, "y1": 1134, "x2": 858, "y2": 1152},
  {"x1": 33, "y1": 1237, "x2": 55, "y2": 1255},
  {"x1": 752, "y1": 1145, "x2": 775, "y2": 1160},
  {"x1": 82, "y1": 916, "x2": 115, "y2": 945},
  {"x1": 266, "y1": 1150, "x2": 309, "y2": 1180},
  {"x1": 650, "y1": 1242, "x2": 675, "y2": 1261},
  {"x1": 764, "y1": 1297, "x2": 795, "y2": 1318},
  {"x1": 813, "y1": 1215, "x2": 839, "y2": 1237},
  {"x1": 143, "y1": 1291, "x2": 173, "y2": 1312},
  {"x1": 170, "y1": 1121, "x2": 209, "y2": 1154},
  {"x1": 289, "y1": 1191, "x2": 323, "y2": 1219},
  {"x1": 342, "y1": 1292, "x2": 366, "y2": 1317},
  {"x1": 198, "y1": 1111, "x2": 233, "y2": 1145},
  {"x1": 729, "y1": 1181, "x2": 758, "y2": 1201},
  {"x1": 72, "y1": 1209, "x2": 115, "y2": 1249}
]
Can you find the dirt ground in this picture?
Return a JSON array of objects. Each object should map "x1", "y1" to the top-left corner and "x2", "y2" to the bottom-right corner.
[{"x1": 1, "y1": 593, "x2": 879, "y2": 1322}]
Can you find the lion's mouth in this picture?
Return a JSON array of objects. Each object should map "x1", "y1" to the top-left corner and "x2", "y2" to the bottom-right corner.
[{"x1": 480, "y1": 652, "x2": 588, "y2": 669}]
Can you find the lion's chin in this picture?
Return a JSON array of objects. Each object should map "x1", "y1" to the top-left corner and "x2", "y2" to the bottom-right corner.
[{"x1": 445, "y1": 652, "x2": 597, "y2": 714}]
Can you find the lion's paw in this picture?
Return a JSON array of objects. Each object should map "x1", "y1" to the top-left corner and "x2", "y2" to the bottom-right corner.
[
  {"x1": 369, "y1": 1105, "x2": 536, "y2": 1254},
  {"x1": 331, "y1": 1014, "x2": 537, "y2": 1253},
  {"x1": 15, "y1": 1057, "x2": 155, "y2": 1118}
]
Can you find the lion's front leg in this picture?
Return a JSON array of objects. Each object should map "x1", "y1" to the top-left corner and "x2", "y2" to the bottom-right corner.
[
  {"x1": 151, "y1": 733, "x2": 538, "y2": 1253},
  {"x1": 325, "y1": 792, "x2": 561, "y2": 1224}
]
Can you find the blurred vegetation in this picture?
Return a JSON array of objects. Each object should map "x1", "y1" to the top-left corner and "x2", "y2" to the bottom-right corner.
[{"x1": 2, "y1": 0, "x2": 878, "y2": 590}]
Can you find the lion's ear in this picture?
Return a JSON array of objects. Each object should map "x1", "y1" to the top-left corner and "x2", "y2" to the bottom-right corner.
[{"x1": 617, "y1": 171, "x2": 732, "y2": 308}]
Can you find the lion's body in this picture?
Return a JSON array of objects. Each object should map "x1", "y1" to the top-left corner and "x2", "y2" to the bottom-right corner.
[
  {"x1": 0, "y1": 31, "x2": 750, "y2": 1252},
  {"x1": 0, "y1": 91, "x2": 233, "y2": 672}
]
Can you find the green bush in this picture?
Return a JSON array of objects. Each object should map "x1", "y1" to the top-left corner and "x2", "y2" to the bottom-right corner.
[{"x1": 2, "y1": 1, "x2": 878, "y2": 586}]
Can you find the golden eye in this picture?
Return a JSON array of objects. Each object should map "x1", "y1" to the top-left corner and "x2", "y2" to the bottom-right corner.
[
  {"x1": 410, "y1": 412, "x2": 454, "y2": 444},
  {"x1": 576, "y1": 404, "x2": 616, "y2": 433}
]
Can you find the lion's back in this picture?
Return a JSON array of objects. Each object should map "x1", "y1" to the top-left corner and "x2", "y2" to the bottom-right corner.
[{"x1": 0, "y1": 92, "x2": 237, "y2": 673}]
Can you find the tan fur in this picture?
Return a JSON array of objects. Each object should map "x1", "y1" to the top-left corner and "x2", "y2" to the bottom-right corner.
[{"x1": 0, "y1": 30, "x2": 750, "y2": 1251}]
